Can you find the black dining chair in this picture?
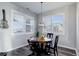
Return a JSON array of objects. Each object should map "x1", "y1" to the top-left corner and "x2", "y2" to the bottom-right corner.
[
  {"x1": 27, "y1": 39, "x2": 36, "y2": 55},
  {"x1": 45, "y1": 33, "x2": 53, "y2": 54},
  {"x1": 33, "y1": 41, "x2": 41, "y2": 56},
  {"x1": 47, "y1": 33, "x2": 53, "y2": 39},
  {"x1": 47, "y1": 33, "x2": 53, "y2": 45},
  {"x1": 46, "y1": 35, "x2": 59, "y2": 56},
  {"x1": 45, "y1": 41, "x2": 52, "y2": 55},
  {"x1": 27, "y1": 39, "x2": 41, "y2": 56},
  {"x1": 47, "y1": 33, "x2": 53, "y2": 38},
  {"x1": 50, "y1": 35, "x2": 59, "y2": 56}
]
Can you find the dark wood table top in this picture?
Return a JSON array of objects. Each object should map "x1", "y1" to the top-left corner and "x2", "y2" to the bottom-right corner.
[{"x1": 29, "y1": 37, "x2": 52, "y2": 43}]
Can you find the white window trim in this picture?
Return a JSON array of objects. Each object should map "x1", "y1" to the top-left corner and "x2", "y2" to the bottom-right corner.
[
  {"x1": 52, "y1": 13, "x2": 65, "y2": 35},
  {"x1": 40, "y1": 13, "x2": 65, "y2": 35},
  {"x1": 11, "y1": 10, "x2": 35, "y2": 35}
]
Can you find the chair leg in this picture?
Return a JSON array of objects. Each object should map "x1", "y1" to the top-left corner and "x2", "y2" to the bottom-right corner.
[
  {"x1": 54, "y1": 49, "x2": 56, "y2": 56},
  {"x1": 56, "y1": 48, "x2": 58, "y2": 56}
]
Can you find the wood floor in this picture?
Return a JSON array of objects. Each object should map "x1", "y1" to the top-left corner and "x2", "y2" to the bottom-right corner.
[{"x1": 3, "y1": 46, "x2": 76, "y2": 56}]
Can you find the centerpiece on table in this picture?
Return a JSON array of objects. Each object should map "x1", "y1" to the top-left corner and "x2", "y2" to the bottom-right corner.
[{"x1": 38, "y1": 35, "x2": 45, "y2": 43}]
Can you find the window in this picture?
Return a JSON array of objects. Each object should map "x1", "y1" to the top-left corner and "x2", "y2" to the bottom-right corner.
[
  {"x1": 43, "y1": 16, "x2": 52, "y2": 34},
  {"x1": 40, "y1": 13, "x2": 64, "y2": 35},
  {"x1": 26, "y1": 17, "x2": 35, "y2": 33},
  {"x1": 11, "y1": 10, "x2": 35, "y2": 34},
  {"x1": 52, "y1": 15, "x2": 64, "y2": 34},
  {"x1": 12, "y1": 12, "x2": 26, "y2": 33}
]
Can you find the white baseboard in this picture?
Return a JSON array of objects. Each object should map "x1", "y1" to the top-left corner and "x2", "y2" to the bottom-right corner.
[
  {"x1": 6, "y1": 44, "x2": 76, "y2": 52},
  {"x1": 75, "y1": 49, "x2": 78, "y2": 56},
  {"x1": 58, "y1": 44, "x2": 76, "y2": 50},
  {"x1": 6, "y1": 44, "x2": 28, "y2": 52}
]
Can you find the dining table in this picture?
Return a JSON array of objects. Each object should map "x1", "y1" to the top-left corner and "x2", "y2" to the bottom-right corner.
[{"x1": 29, "y1": 36, "x2": 53, "y2": 55}]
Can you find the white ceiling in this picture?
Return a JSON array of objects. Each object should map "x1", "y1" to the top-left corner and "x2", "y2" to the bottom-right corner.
[{"x1": 12, "y1": 2, "x2": 75, "y2": 14}]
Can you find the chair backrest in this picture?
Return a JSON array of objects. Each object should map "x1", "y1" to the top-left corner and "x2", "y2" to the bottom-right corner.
[
  {"x1": 54, "y1": 35, "x2": 59, "y2": 48},
  {"x1": 27, "y1": 39, "x2": 30, "y2": 46},
  {"x1": 27, "y1": 39, "x2": 32, "y2": 46},
  {"x1": 27, "y1": 39, "x2": 30, "y2": 44},
  {"x1": 47, "y1": 33, "x2": 53, "y2": 38}
]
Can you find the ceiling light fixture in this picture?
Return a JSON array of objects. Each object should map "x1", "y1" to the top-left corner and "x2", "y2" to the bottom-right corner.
[{"x1": 41, "y1": 2, "x2": 43, "y2": 22}]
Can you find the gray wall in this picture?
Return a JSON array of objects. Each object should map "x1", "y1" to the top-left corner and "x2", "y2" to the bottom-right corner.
[
  {"x1": 37, "y1": 3, "x2": 76, "y2": 49},
  {"x1": 76, "y1": 2, "x2": 79, "y2": 56},
  {"x1": 0, "y1": 2, "x2": 37, "y2": 52},
  {"x1": 0, "y1": 2, "x2": 77, "y2": 52}
]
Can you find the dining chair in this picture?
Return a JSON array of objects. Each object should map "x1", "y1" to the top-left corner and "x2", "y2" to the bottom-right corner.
[
  {"x1": 34, "y1": 42, "x2": 41, "y2": 56},
  {"x1": 45, "y1": 33, "x2": 53, "y2": 54},
  {"x1": 27, "y1": 39, "x2": 35, "y2": 55},
  {"x1": 47, "y1": 33, "x2": 53, "y2": 39},
  {"x1": 45, "y1": 41, "x2": 52, "y2": 55},
  {"x1": 50, "y1": 35, "x2": 59, "y2": 56},
  {"x1": 27, "y1": 39, "x2": 41, "y2": 56},
  {"x1": 46, "y1": 35, "x2": 59, "y2": 56}
]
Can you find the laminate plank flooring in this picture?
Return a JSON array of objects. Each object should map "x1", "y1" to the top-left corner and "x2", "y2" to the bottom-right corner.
[{"x1": 6, "y1": 46, "x2": 76, "y2": 56}]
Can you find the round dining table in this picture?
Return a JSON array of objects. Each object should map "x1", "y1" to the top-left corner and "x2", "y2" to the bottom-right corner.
[{"x1": 29, "y1": 37, "x2": 52, "y2": 55}]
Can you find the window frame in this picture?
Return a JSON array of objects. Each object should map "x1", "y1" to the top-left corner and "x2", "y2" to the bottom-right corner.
[
  {"x1": 40, "y1": 13, "x2": 65, "y2": 35},
  {"x1": 11, "y1": 10, "x2": 35, "y2": 35},
  {"x1": 51, "y1": 13, "x2": 65, "y2": 35},
  {"x1": 25, "y1": 15, "x2": 35, "y2": 33}
]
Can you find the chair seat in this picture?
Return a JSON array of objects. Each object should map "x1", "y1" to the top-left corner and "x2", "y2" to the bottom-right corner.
[{"x1": 50, "y1": 45, "x2": 54, "y2": 49}]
